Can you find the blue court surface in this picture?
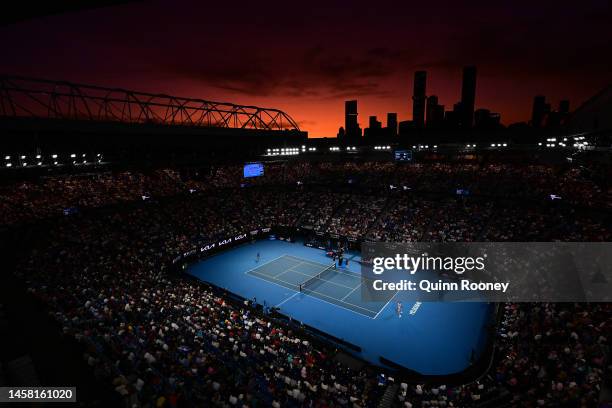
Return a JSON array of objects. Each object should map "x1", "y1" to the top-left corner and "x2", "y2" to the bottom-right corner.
[{"x1": 187, "y1": 239, "x2": 493, "y2": 375}]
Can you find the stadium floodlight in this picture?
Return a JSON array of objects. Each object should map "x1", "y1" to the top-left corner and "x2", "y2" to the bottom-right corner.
[
  {"x1": 5, "y1": 163, "x2": 12, "y2": 167},
  {"x1": 22, "y1": 162, "x2": 27, "y2": 166},
  {"x1": 54, "y1": 161, "x2": 58, "y2": 165},
  {"x1": 503, "y1": 143, "x2": 507, "y2": 147},
  {"x1": 20, "y1": 155, "x2": 26, "y2": 159},
  {"x1": 70, "y1": 154, "x2": 76, "y2": 158},
  {"x1": 538, "y1": 142, "x2": 542, "y2": 146},
  {"x1": 37, "y1": 162, "x2": 42, "y2": 166},
  {"x1": 36, "y1": 154, "x2": 41, "y2": 159},
  {"x1": 490, "y1": 143, "x2": 496, "y2": 147},
  {"x1": 4, "y1": 155, "x2": 9, "y2": 160},
  {"x1": 82, "y1": 153, "x2": 86, "y2": 157},
  {"x1": 52, "y1": 154, "x2": 58, "y2": 158},
  {"x1": 433, "y1": 145, "x2": 438, "y2": 148}
]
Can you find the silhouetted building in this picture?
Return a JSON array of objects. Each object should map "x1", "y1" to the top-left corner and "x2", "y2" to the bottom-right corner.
[
  {"x1": 398, "y1": 120, "x2": 413, "y2": 136},
  {"x1": 386, "y1": 113, "x2": 398, "y2": 137},
  {"x1": 344, "y1": 100, "x2": 362, "y2": 140},
  {"x1": 412, "y1": 71, "x2": 427, "y2": 128},
  {"x1": 426, "y1": 95, "x2": 445, "y2": 128},
  {"x1": 369, "y1": 115, "x2": 382, "y2": 130},
  {"x1": 546, "y1": 100, "x2": 571, "y2": 128},
  {"x1": 444, "y1": 102, "x2": 462, "y2": 128},
  {"x1": 531, "y1": 95, "x2": 546, "y2": 128},
  {"x1": 474, "y1": 108, "x2": 501, "y2": 129},
  {"x1": 460, "y1": 66, "x2": 477, "y2": 128},
  {"x1": 364, "y1": 115, "x2": 383, "y2": 140}
]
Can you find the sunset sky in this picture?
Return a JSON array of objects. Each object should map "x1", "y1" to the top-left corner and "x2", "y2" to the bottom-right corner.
[{"x1": 1, "y1": 0, "x2": 611, "y2": 137}]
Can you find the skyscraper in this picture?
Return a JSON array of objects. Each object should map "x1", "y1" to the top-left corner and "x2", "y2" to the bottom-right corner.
[
  {"x1": 460, "y1": 66, "x2": 477, "y2": 128},
  {"x1": 426, "y1": 95, "x2": 444, "y2": 128},
  {"x1": 412, "y1": 71, "x2": 427, "y2": 128},
  {"x1": 345, "y1": 100, "x2": 361, "y2": 139},
  {"x1": 387, "y1": 113, "x2": 398, "y2": 137},
  {"x1": 364, "y1": 115, "x2": 382, "y2": 140},
  {"x1": 368, "y1": 115, "x2": 381, "y2": 129}
]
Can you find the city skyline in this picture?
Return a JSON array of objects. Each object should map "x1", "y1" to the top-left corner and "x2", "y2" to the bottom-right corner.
[{"x1": 1, "y1": 0, "x2": 610, "y2": 137}]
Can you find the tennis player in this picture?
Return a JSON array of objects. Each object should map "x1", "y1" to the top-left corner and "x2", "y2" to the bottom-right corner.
[
  {"x1": 396, "y1": 301, "x2": 403, "y2": 318},
  {"x1": 256, "y1": 252, "x2": 260, "y2": 263}
]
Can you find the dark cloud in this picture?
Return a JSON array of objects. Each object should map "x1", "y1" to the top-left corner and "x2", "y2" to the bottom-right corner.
[
  {"x1": 162, "y1": 45, "x2": 401, "y2": 98},
  {"x1": 0, "y1": 0, "x2": 610, "y2": 135}
]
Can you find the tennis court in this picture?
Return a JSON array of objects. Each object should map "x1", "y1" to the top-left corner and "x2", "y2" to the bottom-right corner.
[
  {"x1": 187, "y1": 239, "x2": 494, "y2": 375},
  {"x1": 246, "y1": 254, "x2": 395, "y2": 318}
]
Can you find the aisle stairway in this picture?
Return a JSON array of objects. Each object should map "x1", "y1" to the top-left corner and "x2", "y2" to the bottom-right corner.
[{"x1": 378, "y1": 383, "x2": 399, "y2": 408}]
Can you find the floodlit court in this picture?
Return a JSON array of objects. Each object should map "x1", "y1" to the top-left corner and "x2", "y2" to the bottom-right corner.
[
  {"x1": 246, "y1": 254, "x2": 395, "y2": 318},
  {"x1": 187, "y1": 239, "x2": 494, "y2": 375}
]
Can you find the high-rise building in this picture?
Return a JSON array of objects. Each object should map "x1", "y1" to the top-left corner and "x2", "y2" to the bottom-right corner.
[
  {"x1": 345, "y1": 100, "x2": 361, "y2": 139},
  {"x1": 426, "y1": 95, "x2": 445, "y2": 128},
  {"x1": 531, "y1": 95, "x2": 546, "y2": 128},
  {"x1": 460, "y1": 66, "x2": 477, "y2": 128},
  {"x1": 364, "y1": 115, "x2": 383, "y2": 140},
  {"x1": 368, "y1": 115, "x2": 382, "y2": 129},
  {"x1": 386, "y1": 113, "x2": 398, "y2": 137},
  {"x1": 546, "y1": 100, "x2": 571, "y2": 128},
  {"x1": 412, "y1": 71, "x2": 427, "y2": 128}
]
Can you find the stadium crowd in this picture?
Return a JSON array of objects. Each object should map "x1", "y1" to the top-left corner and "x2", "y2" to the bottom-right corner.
[{"x1": 2, "y1": 159, "x2": 611, "y2": 407}]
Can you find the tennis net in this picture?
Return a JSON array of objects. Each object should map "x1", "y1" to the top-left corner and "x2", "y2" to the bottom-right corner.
[{"x1": 299, "y1": 263, "x2": 337, "y2": 292}]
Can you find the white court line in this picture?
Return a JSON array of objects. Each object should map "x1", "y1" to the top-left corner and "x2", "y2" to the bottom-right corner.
[
  {"x1": 341, "y1": 281, "x2": 362, "y2": 301},
  {"x1": 246, "y1": 254, "x2": 292, "y2": 278},
  {"x1": 273, "y1": 260, "x2": 306, "y2": 277},
  {"x1": 247, "y1": 269, "x2": 379, "y2": 318},
  {"x1": 373, "y1": 290, "x2": 401, "y2": 319},
  {"x1": 284, "y1": 268, "x2": 357, "y2": 291},
  {"x1": 283, "y1": 255, "x2": 366, "y2": 280},
  {"x1": 288, "y1": 256, "x2": 381, "y2": 287},
  {"x1": 275, "y1": 290, "x2": 301, "y2": 308}
]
